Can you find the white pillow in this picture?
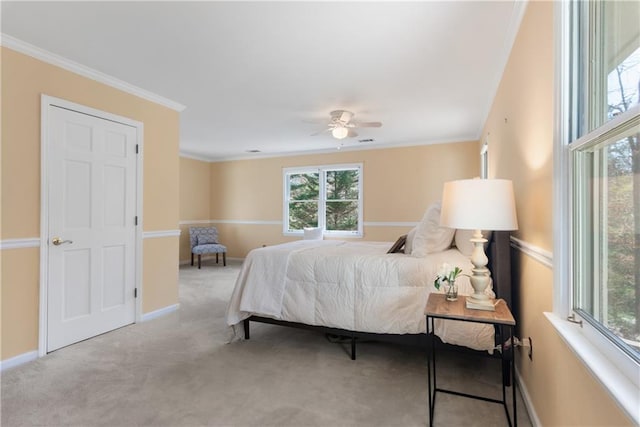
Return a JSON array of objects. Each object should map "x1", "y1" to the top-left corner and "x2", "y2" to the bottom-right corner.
[
  {"x1": 411, "y1": 202, "x2": 455, "y2": 257},
  {"x1": 454, "y1": 229, "x2": 492, "y2": 257},
  {"x1": 404, "y1": 227, "x2": 417, "y2": 254},
  {"x1": 303, "y1": 227, "x2": 323, "y2": 240}
]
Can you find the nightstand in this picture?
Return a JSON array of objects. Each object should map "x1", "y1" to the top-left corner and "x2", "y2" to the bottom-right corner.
[{"x1": 425, "y1": 294, "x2": 517, "y2": 427}]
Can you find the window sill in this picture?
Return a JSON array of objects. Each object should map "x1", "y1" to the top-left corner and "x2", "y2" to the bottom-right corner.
[
  {"x1": 283, "y1": 232, "x2": 363, "y2": 239},
  {"x1": 544, "y1": 312, "x2": 639, "y2": 424}
]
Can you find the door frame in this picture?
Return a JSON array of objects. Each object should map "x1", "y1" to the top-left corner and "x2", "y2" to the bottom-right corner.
[{"x1": 39, "y1": 95, "x2": 144, "y2": 357}]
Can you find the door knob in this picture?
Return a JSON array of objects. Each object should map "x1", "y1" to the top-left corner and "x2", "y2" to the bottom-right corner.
[{"x1": 52, "y1": 237, "x2": 73, "y2": 246}]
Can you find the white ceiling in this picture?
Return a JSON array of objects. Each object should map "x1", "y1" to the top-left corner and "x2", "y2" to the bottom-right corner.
[{"x1": 2, "y1": 1, "x2": 524, "y2": 161}]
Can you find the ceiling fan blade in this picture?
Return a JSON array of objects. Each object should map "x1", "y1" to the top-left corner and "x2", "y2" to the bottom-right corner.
[
  {"x1": 329, "y1": 110, "x2": 344, "y2": 119},
  {"x1": 302, "y1": 119, "x2": 327, "y2": 124},
  {"x1": 339, "y1": 110, "x2": 354, "y2": 124},
  {"x1": 347, "y1": 129, "x2": 358, "y2": 138},
  {"x1": 310, "y1": 128, "x2": 331, "y2": 136},
  {"x1": 352, "y1": 121, "x2": 382, "y2": 128}
]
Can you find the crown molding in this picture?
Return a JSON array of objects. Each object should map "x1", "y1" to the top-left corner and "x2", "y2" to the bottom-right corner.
[
  {"x1": 202, "y1": 136, "x2": 477, "y2": 163},
  {"x1": 179, "y1": 151, "x2": 214, "y2": 162},
  {"x1": 1, "y1": 33, "x2": 186, "y2": 112}
]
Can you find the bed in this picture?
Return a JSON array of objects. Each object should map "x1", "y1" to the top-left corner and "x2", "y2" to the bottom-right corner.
[{"x1": 225, "y1": 228, "x2": 513, "y2": 359}]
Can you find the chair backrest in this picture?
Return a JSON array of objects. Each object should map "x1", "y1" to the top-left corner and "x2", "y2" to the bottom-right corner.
[{"x1": 189, "y1": 227, "x2": 219, "y2": 249}]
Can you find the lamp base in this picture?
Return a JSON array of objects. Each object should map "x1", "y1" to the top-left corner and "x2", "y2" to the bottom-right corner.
[{"x1": 466, "y1": 297, "x2": 496, "y2": 311}]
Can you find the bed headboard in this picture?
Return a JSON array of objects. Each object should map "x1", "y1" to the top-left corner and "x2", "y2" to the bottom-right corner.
[{"x1": 488, "y1": 231, "x2": 512, "y2": 308}]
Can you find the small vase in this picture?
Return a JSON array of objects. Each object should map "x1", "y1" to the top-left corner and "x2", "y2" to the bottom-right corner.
[{"x1": 445, "y1": 281, "x2": 458, "y2": 301}]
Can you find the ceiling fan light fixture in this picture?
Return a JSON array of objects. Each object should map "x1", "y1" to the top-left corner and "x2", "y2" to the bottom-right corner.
[{"x1": 332, "y1": 126, "x2": 349, "y2": 140}]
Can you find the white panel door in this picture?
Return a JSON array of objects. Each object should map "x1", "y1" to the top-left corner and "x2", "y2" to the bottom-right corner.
[{"x1": 47, "y1": 106, "x2": 137, "y2": 352}]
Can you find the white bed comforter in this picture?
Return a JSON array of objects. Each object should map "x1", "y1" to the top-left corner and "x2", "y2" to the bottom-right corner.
[{"x1": 225, "y1": 240, "x2": 495, "y2": 351}]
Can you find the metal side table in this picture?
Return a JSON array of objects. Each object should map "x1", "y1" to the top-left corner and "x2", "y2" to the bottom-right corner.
[{"x1": 425, "y1": 294, "x2": 517, "y2": 427}]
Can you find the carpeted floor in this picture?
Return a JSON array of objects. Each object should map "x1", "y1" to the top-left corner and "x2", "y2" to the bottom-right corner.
[{"x1": 1, "y1": 259, "x2": 532, "y2": 426}]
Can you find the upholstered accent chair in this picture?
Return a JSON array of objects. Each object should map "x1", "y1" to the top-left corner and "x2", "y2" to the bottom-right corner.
[{"x1": 189, "y1": 226, "x2": 227, "y2": 268}]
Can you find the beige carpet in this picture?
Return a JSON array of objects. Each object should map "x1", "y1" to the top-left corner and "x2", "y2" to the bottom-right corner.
[{"x1": 1, "y1": 259, "x2": 532, "y2": 426}]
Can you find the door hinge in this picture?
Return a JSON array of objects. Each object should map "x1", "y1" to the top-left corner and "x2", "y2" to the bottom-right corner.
[
  {"x1": 135, "y1": 216, "x2": 138, "y2": 226},
  {"x1": 135, "y1": 144, "x2": 139, "y2": 154},
  {"x1": 134, "y1": 288, "x2": 138, "y2": 298}
]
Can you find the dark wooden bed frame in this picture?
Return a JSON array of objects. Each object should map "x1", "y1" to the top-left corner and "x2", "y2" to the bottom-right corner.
[{"x1": 242, "y1": 232, "x2": 513, "y2": 377}]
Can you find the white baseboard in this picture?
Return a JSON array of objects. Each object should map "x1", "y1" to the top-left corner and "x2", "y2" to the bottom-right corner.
[
  {"x1": 516, "y1": 365, "x2": 541, "y2": 426},
  {"x1": 141, "y1": 303, "x2": 179, "y2": 322},
  {"x1": 0, "y1": 350, "x2": 39, "y2": 372}
]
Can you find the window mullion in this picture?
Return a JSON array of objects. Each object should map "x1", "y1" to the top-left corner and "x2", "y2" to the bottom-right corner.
[{"x1": 319, "y1": 169, "x2": 326, "y2": 231}]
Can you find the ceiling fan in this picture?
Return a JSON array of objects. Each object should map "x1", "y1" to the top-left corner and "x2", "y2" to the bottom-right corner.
[{"x1": 311, "y1": 110, "x2": 382, "y2": 140}]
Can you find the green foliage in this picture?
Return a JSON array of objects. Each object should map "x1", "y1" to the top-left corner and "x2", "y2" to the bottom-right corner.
[
  {"x1": 289, "y1": 173, "x2": 319, "y2": 201},
  {"x1": 287, "y1": 169, "x2": 359, "y2": 232},
  {"x1": 288, "y1": 201, "x2": 318, "y2": 230},
  {"x1": 433, "y1": 264, "x2": 464, "y2": 290},
  {"x1": 606, "y1": 160, "x2": 636, "y2": 340},
  {"x1": 325, "y1": 170, "x2": 359, "y2": 231}
]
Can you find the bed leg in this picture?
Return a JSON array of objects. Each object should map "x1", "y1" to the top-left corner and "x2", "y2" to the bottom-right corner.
[
  {"x1": 351, "y1": 336, "x2": 356, "y2": 360},
  {"x1": 243, "y1": 319, "x2": 250, "y2": 340}
]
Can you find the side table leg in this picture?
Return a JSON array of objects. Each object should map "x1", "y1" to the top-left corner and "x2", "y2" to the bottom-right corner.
[
  {"x1": 430, "y1": 316, "x2": 437, "y2": 426},
  {"x1": 512, "y1": 329, "x2": 517, "y2": 427},
  {"x1": 427, "y1": 316, "x2": 433, "y2": 427}
]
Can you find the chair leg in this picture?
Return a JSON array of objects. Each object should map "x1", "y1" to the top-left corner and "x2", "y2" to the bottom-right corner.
[
  {"x1": 216, "y1": 253, "x2": 219, "y2": 264},
  {"x1": 223, "y1": 252, "x2": 226, "y2": 266},
  {"x1": 191, "y1": 253, "x2": 194, "y2": 266},
  {"x1": 198, "y1": 255, "x2": 201, "y2": 269}
]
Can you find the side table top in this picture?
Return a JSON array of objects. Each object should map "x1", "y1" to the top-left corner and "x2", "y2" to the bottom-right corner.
[{"x1": 425, "y1": 294, "x2": 515, "y2": 325}]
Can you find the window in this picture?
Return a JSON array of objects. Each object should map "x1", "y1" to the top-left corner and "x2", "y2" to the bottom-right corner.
[
  {"x1": 283, "y1": 164, "x2": 363, "y2": 237},
  {"x1": 555, "y1": 0, "x2": 640, "y2": 406},
  {"x1": 481, "y1": 137, "x2": 489, "y2": 179}
]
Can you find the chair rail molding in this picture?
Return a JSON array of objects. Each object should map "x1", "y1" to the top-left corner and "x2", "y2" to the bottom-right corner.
[
  {"x1": 363, "y1": 221, "x2": 419, "y2": 227},
  {"x1": 142, "y1": 230, "x2": 181, "y2": 239},
  {"x1": 510, "y1": 236, "x2": 553, "y2": 268},
  {"x1": 0, "y1": 238, "x2": 41, "y2": 250},
  {"x1": 180, "y1": 219, "x2": 421, "y2": 227}
]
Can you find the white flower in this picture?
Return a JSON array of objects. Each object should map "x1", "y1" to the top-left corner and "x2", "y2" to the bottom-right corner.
[
  {"x1": 437, "y1": 262, "x2": 451, "y2": 278},
  {"x1": 434, "y1": 262, "x2": 466, "y2": 290}
]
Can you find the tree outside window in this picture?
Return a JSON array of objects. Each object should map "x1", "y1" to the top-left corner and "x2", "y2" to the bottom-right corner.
[
  {"x1": 571, "y1": 0, "x2": 640, "y2": 358},
  {"x1": 284, "y1": 165, "x2": 362, "y2": 236}
]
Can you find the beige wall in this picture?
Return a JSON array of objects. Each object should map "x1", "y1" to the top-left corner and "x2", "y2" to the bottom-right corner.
[
  {"x1": 481, "y1": 2, "x2": 633, "y2": 425},
  {"x1": 179, "y1": 157, "x2": 212, "y2": 262},
  {"x1": 1, "y1": 47, "x2": 180, "y2": 360},
  {"x1": 178, "y1": 141, "x2": 480, "y2": 262},
  {"x1": 1, "y1": 248, "x2": 40, "y2": 358}
]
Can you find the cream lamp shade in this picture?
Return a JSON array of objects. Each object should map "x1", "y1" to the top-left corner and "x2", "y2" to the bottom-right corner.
[
  {"x1": 440, "y1": 179, "x2": 518, "y2": 231},
  {"x1": 440, "y1": 179, "x2": 518, "y2": 310}
]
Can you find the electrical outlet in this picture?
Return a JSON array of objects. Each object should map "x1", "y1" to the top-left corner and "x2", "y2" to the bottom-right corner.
[{"x1": 523, "y1": 337, "x2": 533, "y2": 361}]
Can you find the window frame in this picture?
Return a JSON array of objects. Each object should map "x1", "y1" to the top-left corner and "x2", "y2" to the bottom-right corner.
[
  {"x1": 282, "y1": 163, "x2": 363, "y2": 238},
  {"x1": 552, "y1": 1, "x2": 640, "y2": 422},
  {"x1": 480, "y1": 137, "x2": 489, "y2": 179}
]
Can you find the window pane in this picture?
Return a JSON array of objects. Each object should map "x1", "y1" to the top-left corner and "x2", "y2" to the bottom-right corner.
[
  {"x1": 325, "y1": 201, "x2": 358, "y2": 231},
  {"x1": 590, "y1": 1, "x2": 640, "y2": 130},
  {"x1": 289, "y1": 173, "x2": 319, "y2": 201},
  {"x1": 288, "y1": 201, "x2": 318, "y2": 230},
  {"x1": 607, "y1": 47, "x2": 640, "y2": 121},
  {"x1": 575, "y1": 124, "x2": 640, "y2": 357},
  {"x1": 326, "y1": 169, "x2": 359, "y2": 200}
]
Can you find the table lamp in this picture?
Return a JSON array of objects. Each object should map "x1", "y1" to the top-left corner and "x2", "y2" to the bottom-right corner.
[{"x1": 440, "y1": 179, "x2": 518, "y2": 310}]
